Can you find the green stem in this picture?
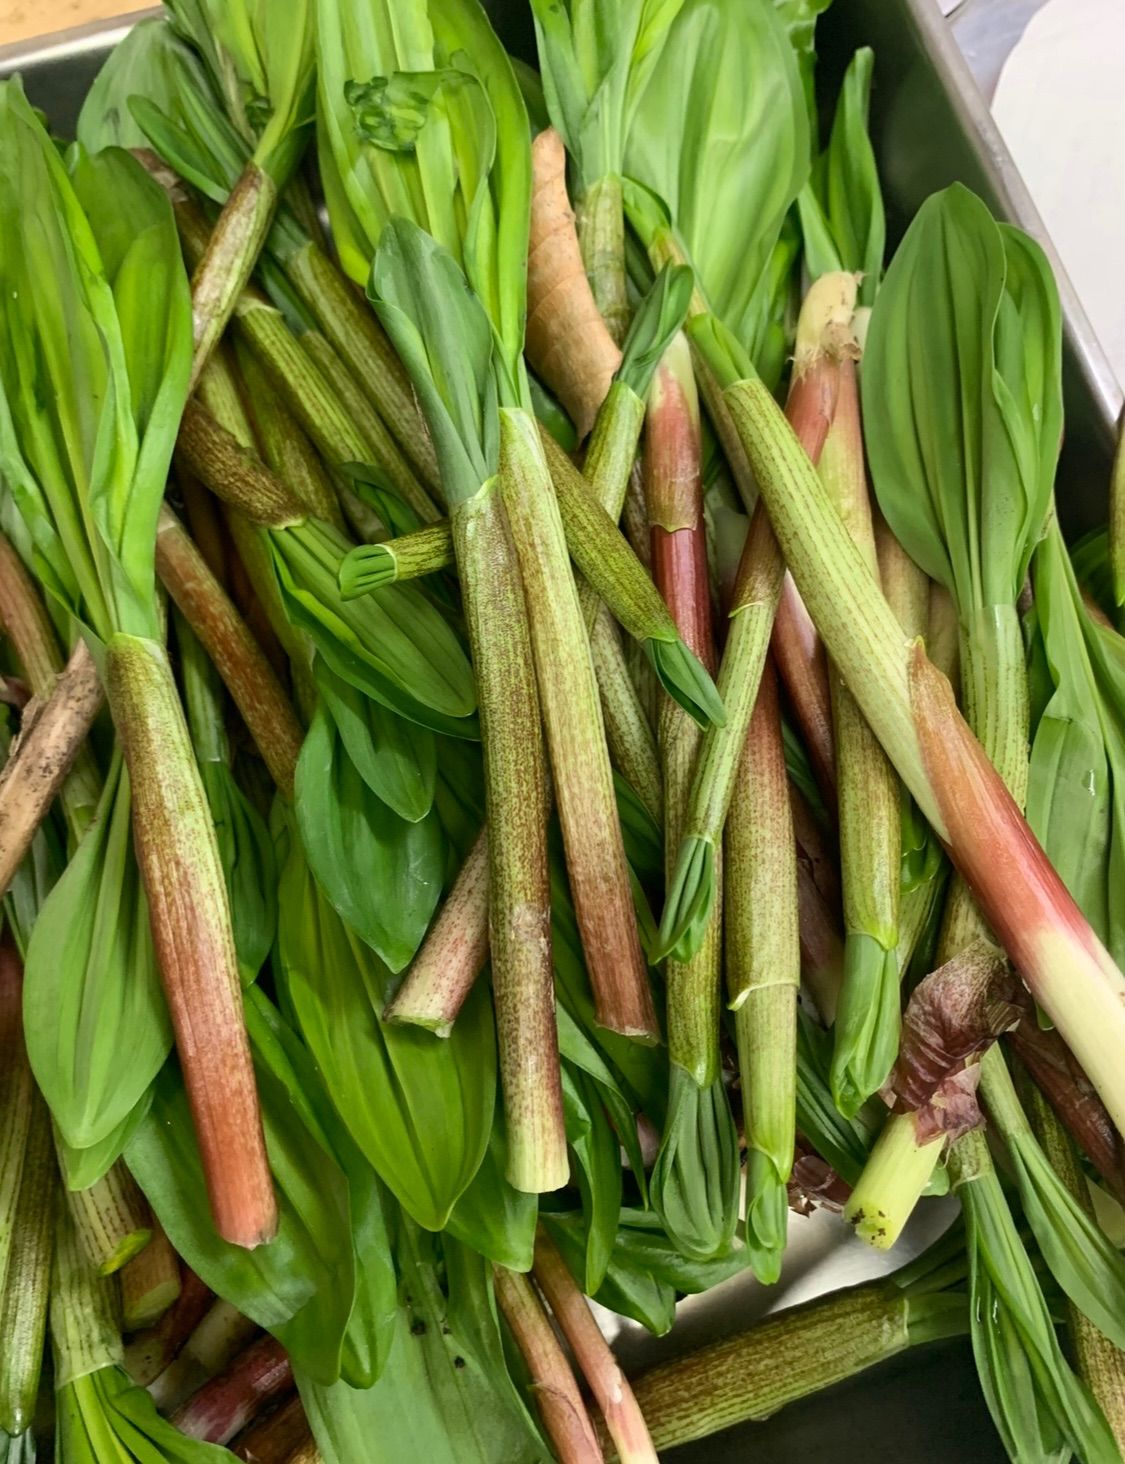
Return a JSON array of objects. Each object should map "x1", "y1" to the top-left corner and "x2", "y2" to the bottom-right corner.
[
  {"x1": 63, "y1": 1159, "x2": 152, "y2": 1277},
  {"x1": 576, "y1": 173, "x2": 630, "y2": 346},
  {"x1": 284, "y1": 237, "x2": 439, "y2": 488},
  {"x1": 710, "y1": 356, "x2": 1125, "y2": 1137},
  {"x1": 187, "y1": 162, "x2": 278, "y2": 394},
  {"x1": 727, "y1": 661, "x2": 798, "y2": 1282},
  {"x1": 844, "y1": 1112, "x2": 945, "y2": 1249},
  {"x1": 450, "y1": 478, "x2": 567, "y2": 1191},
  {"x1": 50, "y1": 1202, "x2": 122, "y2": 1389},
  {"x1": 624, "y1": 1279, "x2": 966, "y2": 1454},
  {"x1": 236, "y1": 342, "x2": 344, "y2": 529},
  {"x1": 500, "y1": 408, "x2": 657, "y2": 1042},
  {"x1": 0, "y1": 1087, "x2": 54, "y2": 1433},
  {"x1": 589, "y1": 610, "x2": 663, "y2": 826}
]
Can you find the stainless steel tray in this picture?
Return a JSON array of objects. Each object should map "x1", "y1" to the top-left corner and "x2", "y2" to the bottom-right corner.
[{"x1": 0, "y1": 4, "x2": 1112, "y2": 1459}]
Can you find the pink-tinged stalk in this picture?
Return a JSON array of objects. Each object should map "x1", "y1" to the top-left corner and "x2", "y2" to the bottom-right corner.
[
  {"x1": 654, "y1": 280, "x2": 844, "y2": 966},
  {"x1": 148, "y1": 1299, "x2": 258, "y2": 1413},
  {"x1": 0, "y1": 639, "x2": 101, "y2": 894},
  {"x1": 911, "y1": 648, "x2": 1125, "y2": 1135},
  {"x1": 493, "y1": 1266, "x2": 605, "y2": 1464},
  {"x1": 384, "y1": 827, "x2": 490, "y2": 1032},
  {"x1": 500, "y1": 409, "x2": 658, "y2": 1043},
  {"x1": 797, "y1": 861, "x2": 845, "y2": 1026},
  {"x1": 232, "y1": 1391, "x2": 310, "y2": 1463},
  {"x1": 721, "y1": 360, "x2": 1125, "y2": 1136},
  {"x1": 525, "y1": 130, "x2": 622, "y2": 439},
  {"x1": 1007, "y1": 1021, "x2": 1125, "y2": 1206},
  {"x1": 451, "y1": 478, "x2": 568, "y2": 1191},
  {"x1": 532, "y1": 1228, "x2": 657, "y2": 1464},
  {"x1": 646, "y1": 333, "x2": 719, "y2": 1083},
  {"x1": 155, "y1": 506, "x2": 303, "y2": 797},
  {"x1": 105, "y1": 634, "x2": 276, "y2": 1247},
  {"x1": 772, "y1": 576, "x2": 836, "y2": 807},
  {"x1": 171, "y1": 1335, "x2": 293, "y2": 1446}
]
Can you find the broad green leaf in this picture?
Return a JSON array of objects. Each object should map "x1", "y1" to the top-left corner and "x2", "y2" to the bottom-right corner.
[
  {"x1": 615, "y1": 263, "x2": 694, "y2": 401},
  {"x1": 530, "y1": 0, "x2": 646, "y2": 184},
  {"x1": 244, "y1": 986, "x2": 397, "y2": 1387},
  {"x1": 955, "y1": 1143, "x2": 1118, "y2": 1464},
  {"x1": 799, "y1": 47, "x2": 884, "y2": 306},
  {"x1": 539, "y1": 1212, "x2": 677, "y2": 1336},
  {"x1": 23, "y1": 755, "x2": 170, "y2": 1154},
  {"x1": 623, "y1": 0, "x2": 809, "y2": 353},
  {"x1": 368, "y1": 220, "x2": 498, "y2": 506},
  {"x1": 57, "y1": 1366, "x2": 234, "y2": 1462},
  {"x1": 298, "y1": 1223, "x2": 547, "y2": 1464},
  {"x1": 561, "y1": 1063, "x2": 622, "y2": 1296},
  {"x1": 444, "y1": 1113, "x2": 538, "y2": 1272},
  {"x1": 277, "y1": 832, "x2": 493, "y2": 1229},
  {"x1": 316, "y1": 0, "x2": 529, "y2": 375},
  {"x1": 126, "y1": 1001, "x2": 360, "y2": 1385},
  {"x1": 772, "y1": 0, "x2": 833, "y2": 121},
  {"x1": 1028, "y1": 523, "x2": 1125, "y2": 967},
  {"x1": 268, "y1": 516, "x2": 478, "y2": 735},
  {"x1": 55, "y1": 1093, "x2": 153, "y2": 1193},
  {"x1": 863, "y1": 185, "x2": 1062, "y2": 609},
  {"x1": 164, "y1": 0, "x2": 315, "y2": 183},
  {"x1": 295, "y1": 702, "x2": 444, "y2": 971},
  {"x1": 315, "y1": 657, "x2": 436, "y2": 822}
]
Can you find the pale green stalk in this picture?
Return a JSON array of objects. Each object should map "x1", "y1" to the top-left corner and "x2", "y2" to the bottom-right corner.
[
  {"x1": 452, "y1": 473, "x2": 568, "y2": 1191},
  {"x1": 0, "y1": 1088, "x2": 54, "y2": 1434},
  {"x1": 577, "y1": 173, "x2": 630, "y2": 345},
  {"x1": 821, "y1": 341, "x2": 904, "y2": 1117},
  {"x1": 657, "y1": 278, "x2": 851, "y2": 962},
  {"x1": 63, "y1": 1159, "x2": 152, "y2": 1277},
  {"x1": 702, "y1": 334, "x2": 1125, "y2": 1139},
  {"x1": 625, "y1": 1273, "x2": 968, "y2": 1454},
  {"x1": 118, "y1": 1223, "x2": 181, "y2": 1332},
  {"x1": 727, "y1": 660, "x2": 798, "y2": 1282},
  {"x1": 499, "y1": 408, "x2": 657, "y2": 1042}
]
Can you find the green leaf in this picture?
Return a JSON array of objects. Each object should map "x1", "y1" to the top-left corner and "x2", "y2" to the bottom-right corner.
[
  {"x1": 295, "y1": 701, "x2": 444, "y2": 971},
  {"x1": 1028, "y1": 523, "x2": 1125, "y2": 968},
  {"x1": 539, "y1": 1212, "x2": 677, "y2": 1336},
  {"x1": 54, "y1": 1092, "x2": 154, "y2": 1192},
  {"x1": 178, "y1": 613, "x2": 277, "y2": 984},
  {"x1": 297, "y1": 1224, "x2": 547, "y2": 1464},
  {"x1": 164, "y1": 0, "x2": 315, "y2": 183},
  {"x1": 268, "y1": 516, "x2": 478, "y2": 736},
  {"x1": 561, "y1": 1064, "x2": 622, "y2": 1296},
  {"x1": 58, "y1": 1366, "x2": 234, "y2": 1462},
  {"x1": 822, "y1": 48, "x2": 884, "y2": 306},
  {"x1": 623, "y1": 0, "x2": 809, "y2": 353},
  {"x1": 368, "y1": 219, "x2": 498, "y2": 506},
  {"x1": 244, "y1": 985, "x2": 397, "y2": 1387},
  {"x1": 126, "y1": 1003, "x2": 360, "y2": 1385},
  {"x1": 771, "y1": 0, "x2": 833, "y2": 120},
  {"x1": 315, "y1": 657, "x2": 436, "y2": 823},
  {"x1": 863, "y1": 185, "x2": 1062, "y2": 610},
  {"x1": 444, "y1": 1113, "x2": 538, "y2": 1272},
  {"x1": 955, "y1": 1143, "x2": 1118, "y2": 1464},
  {"x1": 616, "y1": 263, "x2": 694, "y2": 399},
  {"x1": 530, "y1": 0, "x2": 646, "y2": 184},
  {"x1": 650, "y1": 1067, "x2": 740, "y2": 1262},
  {"x1": 277, "y1": 832, "x2": 494, "y2": 1229},
  {"x1": 23, "y1": 756, "x2": 170, "y2": 1155}
]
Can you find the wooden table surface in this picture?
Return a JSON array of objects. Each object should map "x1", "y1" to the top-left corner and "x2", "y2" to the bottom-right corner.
[{"x1": 0, "y1": 0, "x2": 148, "y2": 48}]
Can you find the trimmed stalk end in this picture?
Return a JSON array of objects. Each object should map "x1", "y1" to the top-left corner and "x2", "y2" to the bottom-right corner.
[
  {"x1": 845, "y1": 1111, "x2": 945, "y2": 1249},
  {"x1": 794, "y1": 272, "x2": 861, "y2": 376},
  {"x1": 655, "y1": 835, "x2": 716, "y2": 964}
]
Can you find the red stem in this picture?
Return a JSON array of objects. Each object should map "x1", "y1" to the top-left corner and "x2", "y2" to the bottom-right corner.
[{"x1": 171, "y1": 1335, "x2": 293, "y2": 1446}]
